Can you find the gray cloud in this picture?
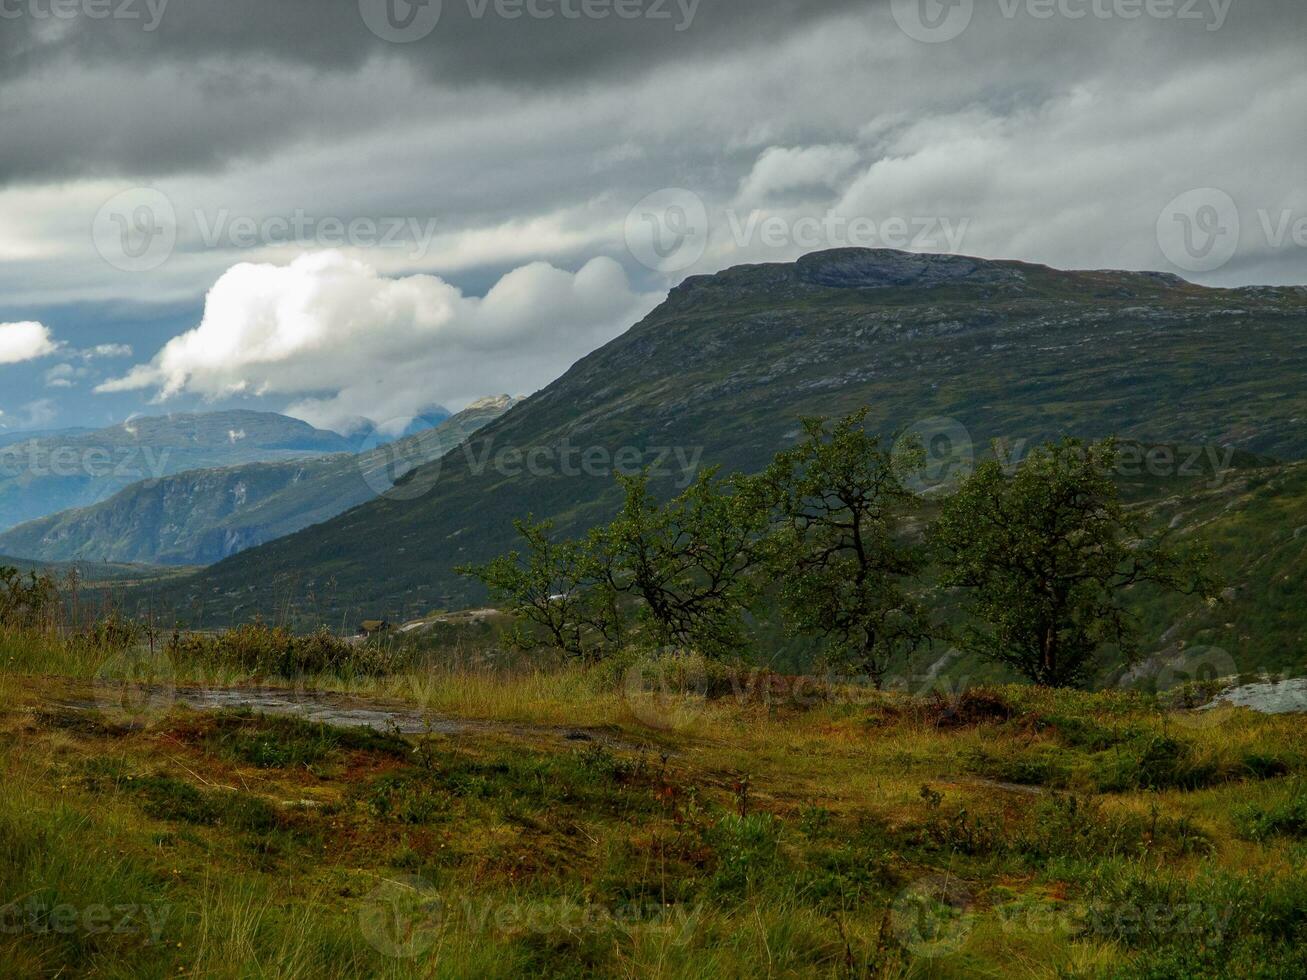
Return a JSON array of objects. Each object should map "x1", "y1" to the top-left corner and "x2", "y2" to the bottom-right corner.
[{"x1": 4, "y1": 0, "x2": 1302, "y2": 186}]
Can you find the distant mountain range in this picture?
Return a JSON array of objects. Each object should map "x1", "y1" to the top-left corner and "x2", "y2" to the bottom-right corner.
[
  {"x1": 0, "y1": 397, "x2": 516, "y2": 566},
  {"x1": 0, "y1": 410, "x2": 356, "y2": 530},
  {"x1": 124, "y1": 248, "x2": 1307, "y2": 661}
]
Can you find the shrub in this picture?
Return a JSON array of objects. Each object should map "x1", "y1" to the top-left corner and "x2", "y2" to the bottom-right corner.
[
  {"x1": 702, "y1": 813, "x2": 785, "y2": 897},
  {"x1": 166, "y1": 622, "x2": 415, "y2": 678},
  {"x1": 1092, "y1": 733, "x2": 1219, "y2": 792},
  {"x1": 1235, "y1": 783, "x2": 1307, "y2": 842}
]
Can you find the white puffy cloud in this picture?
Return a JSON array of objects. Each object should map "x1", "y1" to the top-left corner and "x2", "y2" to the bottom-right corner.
[
  {"x1": 0, "y1": 321, "x2": 59, "y2": 364},
  {"x1": 99, "y1": 251, "x2": 661, "y2": 433}
]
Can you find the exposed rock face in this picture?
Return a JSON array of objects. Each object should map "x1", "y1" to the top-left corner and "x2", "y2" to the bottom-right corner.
[
  {"x1": 1204, "y1": 679, "x2": 1307, "y2": 715},
  {"x1": 795, "y1": 248, "x2": 1027, "y2": 290}
]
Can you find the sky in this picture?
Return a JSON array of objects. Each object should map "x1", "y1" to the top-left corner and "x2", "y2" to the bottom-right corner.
[{"x1": 0, "y1": 0, "x2": 1304, "y2": 435}]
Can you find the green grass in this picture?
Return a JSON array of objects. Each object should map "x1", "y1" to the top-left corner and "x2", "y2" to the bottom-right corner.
[{"x1": 2, "y1": 640, "x2": 1306, "y2": 977}]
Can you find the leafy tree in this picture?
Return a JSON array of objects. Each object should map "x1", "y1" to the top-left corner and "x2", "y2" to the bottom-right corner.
[
  {"x1": 0, "y1": 566, "x2": 60, "y2": 633},
  {"x1": 595, "y1": 468, "x2": 769, "y2": 655},
  {"x1": 931, "y1": 438, "x2": 1216, "y2": 688},
  {"x1": 458, "y1": 517, "x2": 623, "y2": 662},
  {"x1": 757, "y1": 409, "x2": 932, "y2": 687}
]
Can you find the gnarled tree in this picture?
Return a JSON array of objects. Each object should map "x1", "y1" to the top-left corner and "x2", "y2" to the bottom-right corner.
[
  {"x1": 931, "y1": 438, "x2": 1216, "y2": 688},
  {"x1": 458, "y1": 517, "x2": 624, "y2": 663},
  {"x1": 758, "y1": 409, "x2": 933, "y2": 688}
]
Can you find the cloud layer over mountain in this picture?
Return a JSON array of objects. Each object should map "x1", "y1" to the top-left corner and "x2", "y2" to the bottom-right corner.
[
  {"x1": 1, "y1": 0, "x2": 1304, "y2": 428},
  {"x1": 99, "y1": 252, "x2": 659, "y2": 431}
]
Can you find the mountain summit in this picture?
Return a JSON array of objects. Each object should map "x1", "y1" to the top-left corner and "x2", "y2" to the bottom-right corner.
[{"x1": 132, "y1": 249, "x2": 1307, "y2": 624}]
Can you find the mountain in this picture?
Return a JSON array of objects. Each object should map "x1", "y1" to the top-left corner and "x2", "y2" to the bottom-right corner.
[
  {"x1": 130, "y1": 248, "x2": 1307, "y2": 642},
  {"x1": 333, "y1": 408, "x2": 454, "y2": 446},
  {"x1": 0, "y1": 398, "x2": 516, "y2": 566},
  {"x1": 0, "y1": 426, "x2": 95, "y2": 449},
  {"x1": 0, "y1": 554, "x2": 195, "y2": 586},
  {"x1": 0, "y1": 410, "x2": 353, "y2": 531}
]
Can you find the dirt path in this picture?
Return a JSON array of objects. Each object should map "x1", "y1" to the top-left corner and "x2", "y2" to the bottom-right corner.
[{"x1": 45, "y1": 682, "x2": 658, "y2": 754}]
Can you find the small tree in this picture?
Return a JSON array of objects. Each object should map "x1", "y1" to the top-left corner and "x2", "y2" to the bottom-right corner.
[
  {"x1": 758, "y1": 409, "x2": 932, "y2": 687},
  {"x1": 596, "y1": 468, "x2": 769, "y2": 655},
  {"x1": 931, "y1": 438, "x2": 1215, "y2": 688},
  {"x1": 458, "y1": 517, "x2": 623, "y2": 663}
]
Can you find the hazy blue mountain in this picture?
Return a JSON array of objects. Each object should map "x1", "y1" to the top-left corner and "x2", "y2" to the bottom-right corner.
[
  {"x1": 0, "y1": 398, "x2": 516, "y2": 566},
  {"x1": 0, "y1": 410, "x2": 356, "y2": 531}
]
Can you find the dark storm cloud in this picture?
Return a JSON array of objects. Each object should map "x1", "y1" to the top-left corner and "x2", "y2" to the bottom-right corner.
[
  {"x1": 2, "y1": 0, "x2": 1304, "y2": 186},
  {"x1": 0, "y1": 0, "x2": 870, "y2": 184},
  {"x1": 10, "y1": 0, "x2": 869, "y2": 82}
]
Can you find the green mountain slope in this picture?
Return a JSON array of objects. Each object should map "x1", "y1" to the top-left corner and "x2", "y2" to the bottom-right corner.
[
  {"x1": 135, "y1": 248, "x2": 1307, "y2": 634},
  {"x1": 0, "y1": 398, "x2": 516, "y2": 566},
  {"x1": 0, "y1": 410, "x2": 356, "y2": 530}
]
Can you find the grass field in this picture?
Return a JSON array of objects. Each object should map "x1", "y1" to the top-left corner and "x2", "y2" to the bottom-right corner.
[{"x1": 1, "y1": 633, "x2": 1305, "y2": 978}]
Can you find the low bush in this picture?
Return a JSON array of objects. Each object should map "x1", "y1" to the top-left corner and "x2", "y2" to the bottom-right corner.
[
  {"x1": 166, "y1": 622, "x2": 417, "y2": 678},
  {"x1": 1235, "y1": 781, "x2": 1307, "y2": 842}
]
